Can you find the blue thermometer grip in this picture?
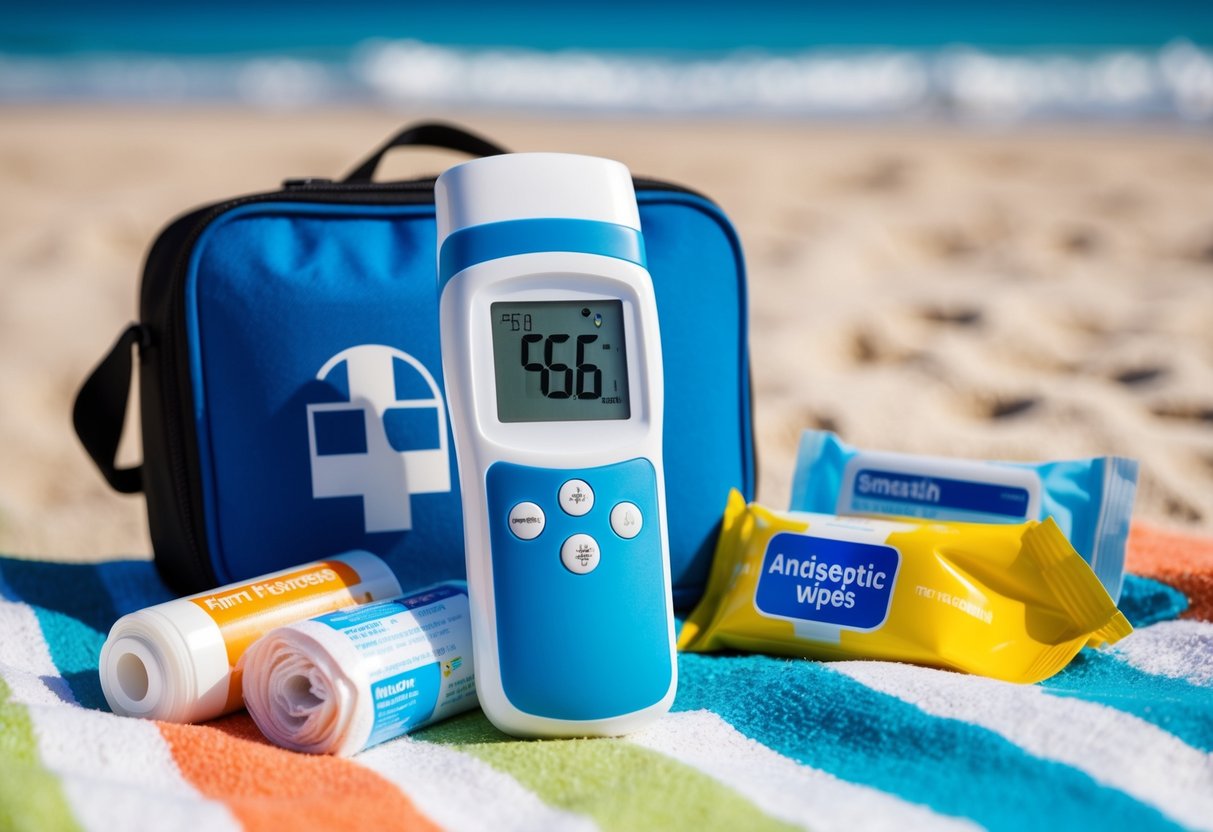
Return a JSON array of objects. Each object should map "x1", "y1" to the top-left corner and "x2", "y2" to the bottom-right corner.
[{"x1": 486, "y1": 458, "x2": 673, "y2": 720}]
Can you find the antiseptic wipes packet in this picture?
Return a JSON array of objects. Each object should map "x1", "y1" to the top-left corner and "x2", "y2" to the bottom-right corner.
[
  {"x1": 789, "y1": 430, "x2": 1138, "y2": 600},
  {"x1": 679, "y1": 491, "x2": 1132, "y2": 684}
]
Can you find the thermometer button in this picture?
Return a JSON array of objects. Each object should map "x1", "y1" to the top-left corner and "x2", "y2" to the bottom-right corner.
[
  {"x1": 561, "y1": 534, "x2": 601, "y2": 574},
  {"x1": 558, "y1": 479, "x2": 595, "y2": 516},
  {"x1": 508, "y1": 502, "x2": 546, "y2": 540},
  {"x1": 610, "y1": 502, "x2": 643, "y2": 539}
]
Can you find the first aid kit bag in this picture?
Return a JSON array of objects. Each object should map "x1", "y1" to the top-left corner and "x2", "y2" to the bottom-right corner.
[{"x1": 72, "y1": 122, "x2": 754, "y2": 608}]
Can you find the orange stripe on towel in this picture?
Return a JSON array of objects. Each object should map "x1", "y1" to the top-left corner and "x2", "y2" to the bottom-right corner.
[
  {"x1": 1127, "y1": 523, "x2": 1213, "y2": 622},
  {"x1": 159, "y1": 713, "x2": 441, "y2": 832}
]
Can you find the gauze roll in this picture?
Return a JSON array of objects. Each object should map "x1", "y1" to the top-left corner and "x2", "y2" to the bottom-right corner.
[
  {"x1": 241, "y1": 582, "x2": 477, "y2": 755},
  {"x1": 100, "y1": 551, "x2": 401, "y2": 723}
]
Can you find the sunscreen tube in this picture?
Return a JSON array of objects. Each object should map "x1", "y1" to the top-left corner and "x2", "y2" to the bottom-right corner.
[
  {"x1": 241, "y1": 582, "x2": 477, "y2": 755},
  {"x1": 789, "y1": 430, "x2": 1138, "y2": 600},
  {"x1": 100, "y1": 551, "x2": 401, "y2": 723},
  {"x1": 680, "y1": 491, "x2": 1132, "y2": 684}
]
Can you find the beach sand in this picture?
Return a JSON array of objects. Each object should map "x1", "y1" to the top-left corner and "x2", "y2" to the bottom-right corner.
[{"x1": 1, "y1": 107, "x2": 1211, "y2": 563}]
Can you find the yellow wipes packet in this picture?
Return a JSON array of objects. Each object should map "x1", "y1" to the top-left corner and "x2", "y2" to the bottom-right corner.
[{"x1": 679, "y1": 490, "x2": 1133, "y2": 684}]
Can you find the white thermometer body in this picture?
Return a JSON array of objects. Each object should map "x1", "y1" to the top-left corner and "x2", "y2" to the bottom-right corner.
[{"x1": 436, "y1": 153, "x2": 676, "y2": 737}]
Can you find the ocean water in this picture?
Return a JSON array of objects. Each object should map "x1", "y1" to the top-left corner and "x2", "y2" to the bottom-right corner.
[{"x1": 3, "y1": 1, "x2": 1213, "y2": 121}]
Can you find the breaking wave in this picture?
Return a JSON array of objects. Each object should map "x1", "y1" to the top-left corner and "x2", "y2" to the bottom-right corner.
[{"x1": 2, "y1": 38, "x2": 1212, "y2": 121}]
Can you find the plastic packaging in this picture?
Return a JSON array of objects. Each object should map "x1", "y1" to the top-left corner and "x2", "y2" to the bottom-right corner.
[
  {"x1": 679, "y1": 491, "x2": 1132, "y2": 684},
  {"x1": 241, "y1": 582, "x2": 477, "y2": 755},
  {"x1": 99, "y1": 551, "x2": 401, "y2": 722},
  {"x1": 789, "y1": 430, "x2": 1138, "y2": 600}
]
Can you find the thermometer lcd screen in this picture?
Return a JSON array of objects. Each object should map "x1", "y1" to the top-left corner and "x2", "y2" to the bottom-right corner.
[{"x1": 491, "y1": 300, "x2": 631, "y2": 423}]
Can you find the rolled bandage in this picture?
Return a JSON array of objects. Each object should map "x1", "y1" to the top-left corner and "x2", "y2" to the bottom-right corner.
[
  {"x1": 241, "y1": 582, "x2": 477, "y2": 755},
  {"x1": 790, "y1": 430, "x2": 1138, "y2": 600},
  {"x1": 100, "y1": 551, "x2": 401, "y2": 723},
  {"x1": 680, "y1": 491, "x2": 1132, "y2": 684}
]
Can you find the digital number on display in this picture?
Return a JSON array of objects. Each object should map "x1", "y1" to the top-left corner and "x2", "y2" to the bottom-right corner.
[{"x1": 491, "y1": 300, "x2": 631, "y2": 423}]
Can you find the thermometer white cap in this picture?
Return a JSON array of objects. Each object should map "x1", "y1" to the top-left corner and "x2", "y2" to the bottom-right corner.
[{"x1": 435, "y1": 152, "x2": 641, "y2": 250}]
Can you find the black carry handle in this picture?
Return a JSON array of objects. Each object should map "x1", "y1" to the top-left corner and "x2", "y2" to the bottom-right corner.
[
  {"x1": 341, "y1": 121, "x2": 509, "y2": 183},
  {"x1": 73, "y1": 323, "x2": 145, "y2": 494}
]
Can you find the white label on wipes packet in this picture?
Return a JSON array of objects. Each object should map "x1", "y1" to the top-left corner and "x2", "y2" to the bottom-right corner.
[
  {"x1": 838, "y1": 452, "x2": 1041, "y2": 524},
  {"x1": 313, "y1": 586, "x2": 476, "y2": 747},
  {"x1": 785, "y1": 512, "x2": 918, "y2": 543}
]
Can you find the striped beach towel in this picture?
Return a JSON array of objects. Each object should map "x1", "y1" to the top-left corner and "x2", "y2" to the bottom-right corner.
[{"x1": 2, "y1": 523, "x2": 1211, "y2": 832}]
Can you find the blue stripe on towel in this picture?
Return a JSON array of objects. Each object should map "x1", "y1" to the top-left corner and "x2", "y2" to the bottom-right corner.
[
  {"x1": 1042, "y1": 650, "x2": 1213, "y2": 753},
  {"x1": 674, "y1": 652, "x2": 1184, "y2": 832},
  {"x1": 0, "y1": 558, "x2": 123, "y2": 710},
  {"x1": 1117, "y1": 574, "x2": 1189, "y2": 628},
  {"x1": 91, "y1": 559, "x2": 175, "y2": 616}
]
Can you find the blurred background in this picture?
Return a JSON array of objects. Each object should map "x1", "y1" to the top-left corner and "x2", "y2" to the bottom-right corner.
[{"x1": 2, "y1": 1, "x2": 1212, "y2": 560}]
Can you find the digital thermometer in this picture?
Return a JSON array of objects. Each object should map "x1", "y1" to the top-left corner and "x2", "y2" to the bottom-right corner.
[{"x1": 436, "y1": 153, "x2": 677, "y2": 737}]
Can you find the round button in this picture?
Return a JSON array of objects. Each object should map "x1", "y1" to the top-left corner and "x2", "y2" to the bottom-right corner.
[
  {"x1": 561, "y1": 534, "x2": 601, "y2": 574},
  {"x1": 610, "y1": 502, "x2": 644, "y2": 539},
  {"x1": 507, "y1": 502, "x2": 546, "y2": 540},
  {"x1": 558, "y1": 479, "x2": 595, "y2": 516}
]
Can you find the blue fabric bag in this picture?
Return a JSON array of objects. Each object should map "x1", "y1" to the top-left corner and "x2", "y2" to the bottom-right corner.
[{"x1": 73, "y1": 123, "x2": 754, "y2": 608}]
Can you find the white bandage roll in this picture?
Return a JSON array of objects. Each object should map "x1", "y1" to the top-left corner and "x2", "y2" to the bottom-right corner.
[
  {"x1": 241, "y1": 582, "x2": 477, "y2": 756},
  {"x1": 99, "y1": 551, "x2": 401, "y2": 724}
]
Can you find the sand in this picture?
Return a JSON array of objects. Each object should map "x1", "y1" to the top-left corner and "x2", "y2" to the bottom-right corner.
[{"x1": 1, "y1": 107, "x2": 1211, "y2": 563}]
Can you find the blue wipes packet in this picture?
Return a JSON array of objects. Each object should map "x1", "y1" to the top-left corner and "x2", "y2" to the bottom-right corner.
[{"x1": 789, "y1": 430, "x2": 1138, "y2": 601}]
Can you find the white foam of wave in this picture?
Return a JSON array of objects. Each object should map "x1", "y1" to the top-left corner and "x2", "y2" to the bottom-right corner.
[
  {"x1": 1159, "y1": 40, "x2": 1213, "y2": 119},
  {"x1": 1, "y1": 39, "x2": 1212, "y2": 121},
  {"x1": 236, "y1": 59, "x2": 336, "y2": 108},
  {"x1": 355, "y1": 38, "x2": 1213, "y2": 121},
  {"x1": 0, "y1": 54, "x2": 341, "y2": 108},
  {"x1": 356, "y1": 40, "x2": 933, "y2": 115},
  {"x1": 936, "y1": 43, "x2": 1213, "y2": 121}
]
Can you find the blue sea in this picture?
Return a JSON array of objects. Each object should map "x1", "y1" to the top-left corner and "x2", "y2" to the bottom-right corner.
[{"x1": 3, "y1": 1, "x2": 1213, "y2": 121}]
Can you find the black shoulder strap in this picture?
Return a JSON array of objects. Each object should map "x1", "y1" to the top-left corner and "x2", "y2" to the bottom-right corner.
[
  {"x1": 73, "y1": 323, "x2": 145, "y2": 494},
  {"x1": 341, "y1": 121, "x2": 508, "y2": 183}
]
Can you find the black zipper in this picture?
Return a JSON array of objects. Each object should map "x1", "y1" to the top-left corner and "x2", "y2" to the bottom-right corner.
[
  {"x1": 277, "y1": 175, "x2": 709, "y2": 201},
  {"x1": 155, "y1": 174, "x2": 713, "y2": 587}
]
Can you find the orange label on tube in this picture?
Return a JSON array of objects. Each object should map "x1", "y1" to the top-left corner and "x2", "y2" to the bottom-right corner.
[{"x1": 190, "y1": 560, "x2": 371, "y2": 710}]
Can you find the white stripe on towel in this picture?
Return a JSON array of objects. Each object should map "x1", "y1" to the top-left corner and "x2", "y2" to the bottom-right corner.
[
  {"x1": 0, "y1": 591, "x2": 76, "y2": 704},
  {"x1": 1110, "y1": 620, "x2": 1213, "y2": 687},
  {"x1": 832, "y1": 658, "x2": 1213, "y2": 832},
  {"x1": 358, "y1": 735, "x2": 600, "y2": 832},
  {"x1": 628, "y1": 709, "x2": 981, "y2": 832},
  {"x1": 0, "y1": 624, "x2": 240, "y2": 832}
]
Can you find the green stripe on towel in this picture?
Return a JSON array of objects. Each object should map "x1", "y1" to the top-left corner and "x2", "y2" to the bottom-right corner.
[
  {"x1": 0, "y1": 677, "x2": 81, "y2": 832},
  {"x1": 417, "y1": 711, "x2": 801, "y2": 832}
]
